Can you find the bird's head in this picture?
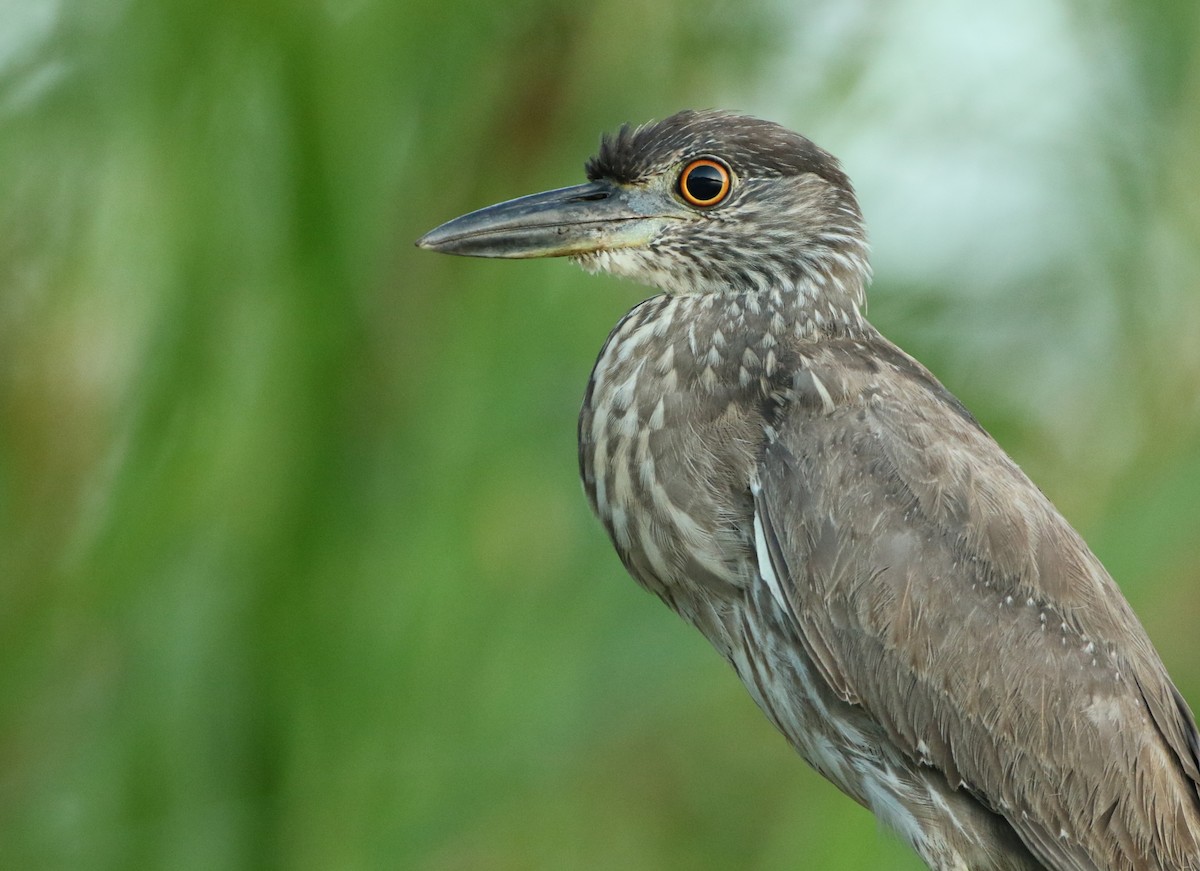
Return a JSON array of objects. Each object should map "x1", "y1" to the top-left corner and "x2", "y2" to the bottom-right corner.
[{"x1": 418, "y1": 110, "x2": 869, "y2": 314}]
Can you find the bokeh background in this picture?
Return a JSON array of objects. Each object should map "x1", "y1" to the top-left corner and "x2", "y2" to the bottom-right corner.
[{"x1": 2, "y1": 0, "x2": 1199, "y2": 868}]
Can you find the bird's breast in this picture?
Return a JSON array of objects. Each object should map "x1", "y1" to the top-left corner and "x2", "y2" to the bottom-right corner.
[{"x1": 578, "y1": 292, "x2": 794, "y2": 636}]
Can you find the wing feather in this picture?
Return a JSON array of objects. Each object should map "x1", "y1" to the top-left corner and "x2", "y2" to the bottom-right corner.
[{"x1": 755, "y1": 335, "x2": 1200, "y2": 869}]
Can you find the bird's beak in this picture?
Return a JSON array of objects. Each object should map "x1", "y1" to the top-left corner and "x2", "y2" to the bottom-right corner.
[{"x1": 416, "y1": 181, "x2": 672, "y2": 259}]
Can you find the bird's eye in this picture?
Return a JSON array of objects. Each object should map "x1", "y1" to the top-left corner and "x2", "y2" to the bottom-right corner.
[{"x1": 679, "y1": 159, "x2": 731, "y2": 207}]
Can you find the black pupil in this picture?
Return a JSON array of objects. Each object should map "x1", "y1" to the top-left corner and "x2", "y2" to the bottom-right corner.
[{"x1": 684, "y1": 164, "x2": 725, "y2": 202}]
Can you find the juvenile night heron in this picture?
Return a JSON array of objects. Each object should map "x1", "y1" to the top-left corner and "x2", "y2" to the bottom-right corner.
[{"x1": 417, "y1": 110, "x2": 1200, "y2": 870}]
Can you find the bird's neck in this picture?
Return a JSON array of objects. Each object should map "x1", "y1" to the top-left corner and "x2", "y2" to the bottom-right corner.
[
  {"x1": 775, "y1": 222, "x2": 872, "y2": 323},
  {"x1": 601, "y1": 279, "x2": 870, "y2": 411},
  {"x1": 686, "y1": 280, "x2": 867, "y2": 349},
  {"x1": 783, "y1": 259, "x2": 870, "y2": 333},
  {"x1": 680, "y1": 255, "x2": 871, "y2": 342},
  {"x1": 670, "y1": 228, "x2": 872, "y2": 330}
]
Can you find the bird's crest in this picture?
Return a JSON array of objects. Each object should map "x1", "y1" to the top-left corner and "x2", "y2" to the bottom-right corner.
[{"x1": 585, "y1": 109, "x2": 853, "y2": 191}]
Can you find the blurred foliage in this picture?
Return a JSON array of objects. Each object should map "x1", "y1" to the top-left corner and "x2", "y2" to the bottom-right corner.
[{"x1": 0, "y1": 0, "x2": 1197, "y2": 869}]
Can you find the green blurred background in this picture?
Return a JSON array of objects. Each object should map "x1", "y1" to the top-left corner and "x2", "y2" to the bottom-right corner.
[{"x1": 1, "y1": 1, "x2": 1198, "y2": 868}]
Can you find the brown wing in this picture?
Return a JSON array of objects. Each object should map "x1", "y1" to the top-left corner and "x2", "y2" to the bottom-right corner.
[{"x1": 755, "y1": 334, "x2": 1200, "y2": 870}]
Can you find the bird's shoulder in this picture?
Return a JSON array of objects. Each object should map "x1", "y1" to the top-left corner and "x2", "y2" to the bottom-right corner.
[
  {"x1": 757, "y1": 326, "x2": 1200, "y2": 867},
  {"x1": 773, "y1": 326, "x2": 1111, "y2": 614}
]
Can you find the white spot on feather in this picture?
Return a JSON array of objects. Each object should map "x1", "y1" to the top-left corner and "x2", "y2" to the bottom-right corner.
[
  {"x1": 752, "y1": 505, "x2": 789, "y2": 616},
  {"x1": 649, "y1": 398, "x2": 665, "y2": 430},
  {"x1": 613, "y1": 410, "x2": 639, "y2": 438},
  {"x1": 654, "y1": 344, "x2": 674, "y2": 375},
  {"x1": 609, "y1": 360, "x2": 645, "y2": 411},
  {"x1": 636, "y1": 516, "x2": 673, "y2": 582},
  {"x1": 1085, "y1": 696, "x2": 1123, "y2": 729},
  {"x1": 650, "y1": 300, "x2": 676, "y2": 336},
  {"x1": 609, "y1": 503, "x2": 630, "y2": 549},
  {"x1": 810, "y1": 372, "x2": 836, "y2": 414}
]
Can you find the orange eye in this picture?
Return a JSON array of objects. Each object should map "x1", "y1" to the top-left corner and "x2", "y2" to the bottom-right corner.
[{"x1": 679, "y1": 158, "x2": 731, "y2": 207}]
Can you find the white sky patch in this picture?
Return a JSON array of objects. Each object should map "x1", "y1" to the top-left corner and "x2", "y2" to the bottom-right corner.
[
  {"x1": 729, "y1": 0, "x2": 1157, "y2": 489},
  {"x1": 752, "y1": 0, "x2": 1142, "y2": 290},
  {"x1": 0, "y1": 0, "x2": 66, "y2": 110}
]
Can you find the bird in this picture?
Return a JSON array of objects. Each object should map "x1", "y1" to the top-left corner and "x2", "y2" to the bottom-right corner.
[{"x1": 416, "y1": 110, "x2": 1200, "y2": 870}]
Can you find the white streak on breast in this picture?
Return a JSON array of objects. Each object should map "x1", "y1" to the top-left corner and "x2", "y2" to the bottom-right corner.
[
  {"x1": 608, "y1": 360, "x2": 645, "y2": 412},
  {"x1": 654, "y1": 344, "x2": 674, "y2": 375},
  {"x1": 650, "y1": 298, "x2": 677, "y2": 336},
  {"x1": 609, "y1": 502, "x2": 630, "y2": 549},
  {"x1": 612, "y1": 438, "x2": 634, "y2": 507},
  {"x1": 637, "y1": 515, "x2": 673, "y2": 582},
  {"x1": 648, "y1": 398, "x2": 665, "y2": 430},
  {"x1": 613, "y1": 411, "x2": 639, "y2": 438},
  {"x1": 592, "y1": 439, "x2": 609, "y2": 517},
  {"x1": 617, "y1": 317, "x2": 658, "y2": 363}
]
